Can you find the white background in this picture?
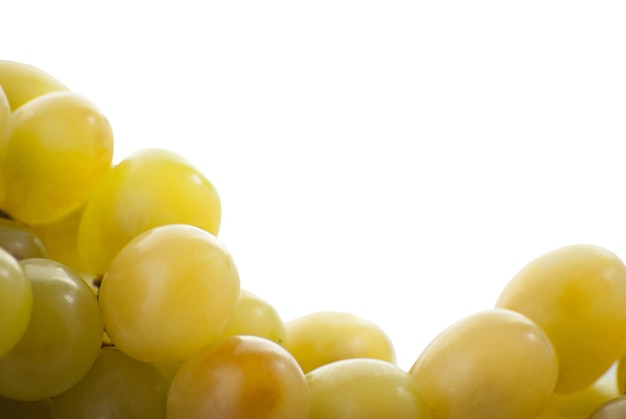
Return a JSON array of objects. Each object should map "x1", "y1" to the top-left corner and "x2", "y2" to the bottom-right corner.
[{"x1": 3, "y1": 1, "x2": 626, "y2": 370}]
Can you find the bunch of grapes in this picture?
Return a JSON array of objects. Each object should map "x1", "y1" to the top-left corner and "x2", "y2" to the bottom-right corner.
[{"x1": 1, "y1": 59, "x2": 626, "y2": 418}]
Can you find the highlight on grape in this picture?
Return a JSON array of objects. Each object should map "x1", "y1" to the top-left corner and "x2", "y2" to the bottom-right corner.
[{"x1": 2, "y1": 59, "x2": 626, "y2": 418}]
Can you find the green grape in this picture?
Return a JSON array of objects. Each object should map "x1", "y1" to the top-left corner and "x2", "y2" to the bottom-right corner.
[
  {"x1": 496, "y1": 244, "x2": 626, "y2": 393},
  {"x1": 0, "y1": 247, "x2": 31, "y2": 357},
  {"x1": 167, "y1": 335, "x2": 310, "y2": 419},
  {"x1": 50, "y1": 347, "x2": 168, "y2": 419},
  {"x1": 283, "y1": 311, "x2": 395, "y2": 374},
  {"x1": 32, "y1": 205, "x2": 85, "y2": 273},
  {"x1": 1, "y1": 90, "x2": 114, "y2": 226},
  {"x1": 307, "y1": 358, "x2": 431, "y2": 419},
  {"x1": 78, "y1": 148, "x2": 221, "y2": 275},
  {"x1": 0, "y1": 217, "x2": 47, "y2": 260},
  {"x1": 99, "y1": 224, "x2": 240, "y2": 364},
  {"x1": 221, "y1": 289, "x2": 286, "y2": 345},
  {"x1": 0, "y1": 258, "x2": 103, "y2": 401},
  {"x1": 409, "y1": 308, "x2": 558, "y2": 419},
  {"x1": 0, "y1": 396, "x2": 51, "y2": 419},
  {"x1": 0, "y1": 60, "x2": 68, "y2": 111}
]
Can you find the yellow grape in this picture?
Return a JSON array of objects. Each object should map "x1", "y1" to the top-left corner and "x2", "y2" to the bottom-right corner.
[
  {"x1": 409, "y1": 308, "x2": 558, "y2": 419},
  {"x1": 0, "y1": 60, "x2": 68, "y2": 111},
  {"x1": 99, "y1": 224, "x2": 240, "y2": 363},
  {"x1": 307, "y1": 358, "x2": 431, "y2": 419},
  {"x1": 535, "y1": 367, "x2": 618, "y2": 419},
  {"x1": 167, "y1": 335, "x2": 310, "y2": 419},
  {"x1": 1, "y1": 91, "x2": 114, "y2": 225},
  {"x1": 496, "y1": 244, "x2": 626, "y2": 393},
  {"x1": 32, "y1": 205, "x2": 86, "y2": 273},
  {"x1": 78, "y1": 148, "x2": 221, "y2": 275},
  {"x1": 0, "y1": 247, "x2": 31, "y2": 357},
  {"x1": 283, "y1": 311, "x2": 395, "y2": 373},
  {"x1": 221, "y1": 289, "x2": 286, "y2": 345}
]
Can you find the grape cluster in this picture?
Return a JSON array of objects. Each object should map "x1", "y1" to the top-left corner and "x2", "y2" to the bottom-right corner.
[{"x1": 1, "y1": 59, "x2": 626, "y2": 418}]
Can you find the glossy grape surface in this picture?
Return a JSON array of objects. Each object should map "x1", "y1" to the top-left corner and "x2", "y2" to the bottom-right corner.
[
  {"x1": 496, "y1": 244, "x2": 626, "y2": 393},
  {"x1": 0, "y1": 60, "x2": 68, "y2": 111},
  {"x1": 284, "y1": 311, "x2": 395, "y2": 373},
  {"x1": 307, "y1": 358, "x2": 431, "y2": 419},
  {"x1": 0, "y1": 259, "x2": 103, "y2": 401},
  {"x1": 221, "y1": 289, "x2": 286, "y2": 345},
  {"x1": 0, "y1": 247, "x2": 31, "y2": 357},
  {"x1": 409, "y1": 308, "x2": 558, "y2": 419},
  {"x1": 0, "y1": 217, "x2": 47, "y2": 260},
  {"x1": 1, "y1": 91, "x2": 114, "y2": 225},
  {"x1": 99, "y1": 224, "x2": 240, "y2": 363},
  {"x1": 167, "y1": 335, "x2": 310, "y2": 419},
  {"x1": 77, "y1": 147, "x2": 221, "y2": 275}
]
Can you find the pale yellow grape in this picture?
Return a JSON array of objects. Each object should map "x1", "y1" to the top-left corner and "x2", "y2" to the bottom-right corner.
[
  {"x1": 221, "y1": 289, "x2": 286, "y2": 345},
  {"x1": 0, "y1": 60, "x2": 68, "y2": 111},
  {"x1": 99, "y1": 224, "x2": 240, "y2": 363},
  {"x1": 167, "y1": 335, "x2": 310, "y2": 419},
  {"x1": 1, "y1": 91, "x2": 114, "y2": 225},
  {"x1": 409, "y1": 308, "x2": 558, "y2": 419},
  {"x1": 284, "y1": 311, "x2": 395, "y2": 373},
  {"x1": 307, "y1": 358, "x2": 431, "y2": 419},
  {"x1": 496, "y1": 244, "x2": 626, "y2": 393},
  {"x1": 78, "y1": 148, "x2": 221, "y2": 275},
  {"x1": 535, "y1": 368, "x2": 618, "y2": 419},
  {"x1": 0, "y1": 247, "x2": 31, "y2": 357}
]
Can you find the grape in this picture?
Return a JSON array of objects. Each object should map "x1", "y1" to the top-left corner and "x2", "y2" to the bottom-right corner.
[
  {"x1": 589, "y1": 395, "x2": 626, "y2": 419},
  {"x1": 98, "y1": 224, "x2": 240, "y2": 363},
  {"x1": 0, "y1": 216, "x2": 47, "y2": 260},
  {"x1": 1, "y1": 91, "x2": 114, "y2": 225},
  {"x1": 307, "y1": 358, "x2": 431, "y2": 419},
  {"x1": 167, "y1": 335, "x2": 310, "y2": 419},
  {"x1": 409, "y1": 308, "x2": 558, "y2": 419},
  {"x1": 0, "y1": 87, "x2": 10, "y2": 206},
  {"x1": 50, "y1": 347, "x2": 168, "y2": 419},
  {"x1": 77, "y1": 148, "x2": 221, "y2": 276},
  {"x1": 0, "y1": 247, "x2": 31, "y2": 357},
  {"x1": 283, "y1": 311, "x2": 395, "y2": 373},
  {"x1": 0, "y1": 396, "x2": 51, "y2": 419},
  {"x1": 0, "y1": 60, "x2": 68, "y2": 111},
  {"x1": 221, "y1": 289, "x2": 286, "y2": 345},
  {"x1": 616, "y1": 354, "x2": 626, "y2": 394},
  {"x1": 0, "y1": 258, "x2": 103, "y2": 401},
  {"x1": 535, "y1": 374, "x2": 617, "y2": 419},
  {"x1": 496, "y1": 244, "x2": 626, "y2": 393},
  {"x1": 32, "y1": 205, "x2": 85, "y2": 273}
]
